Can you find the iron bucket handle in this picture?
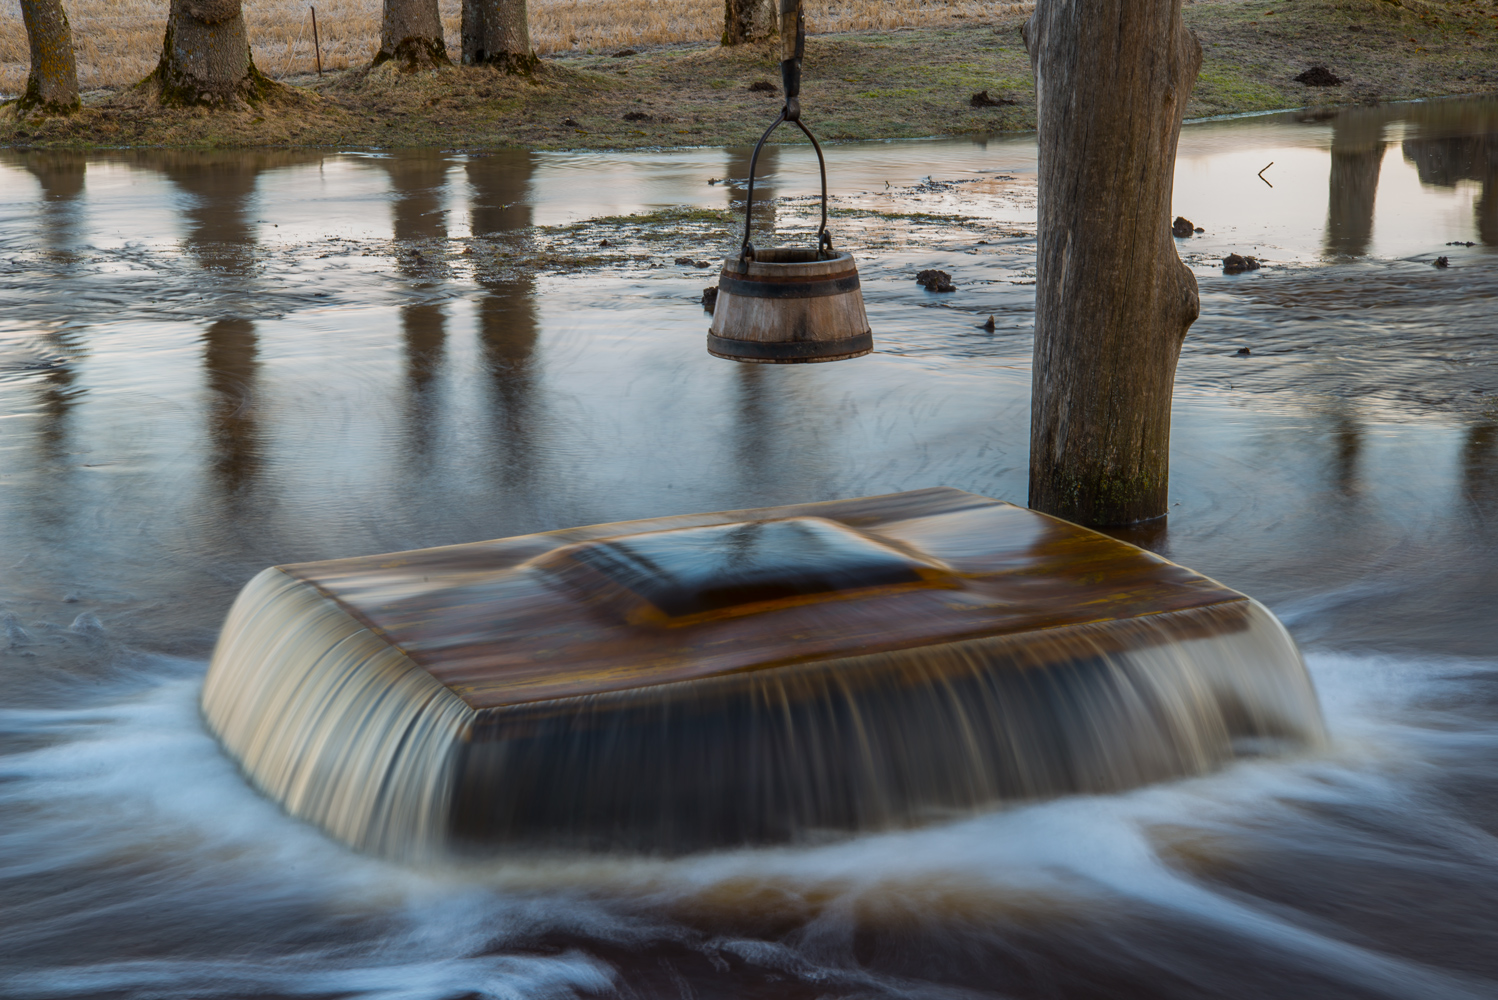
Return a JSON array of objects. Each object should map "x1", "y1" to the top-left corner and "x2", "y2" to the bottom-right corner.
[{"x1": 737, "y1": 0, "x2": 832, "y2": 263}]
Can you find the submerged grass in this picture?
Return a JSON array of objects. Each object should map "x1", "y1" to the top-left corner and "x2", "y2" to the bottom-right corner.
[{"x1": 0, "y1": 0, "x2": 1494, "y2": 149}]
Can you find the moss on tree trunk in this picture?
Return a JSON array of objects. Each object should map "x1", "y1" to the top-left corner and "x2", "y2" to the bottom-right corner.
[
  {"x1": 1023, "y1": 0, "x2": 1202, "y2": 527},
  {"x1": 461, "y1": 0, "x2": 539, "y2": 73},
  {"x1": 19, "y1": 0, "x2": 81, "y2": 115},
  {"x1": 376, "y1": 0, "x2": 452, "y2": 71},
  {"x1": 149, "y1": 0, "x2": 274, "y2": 106}
]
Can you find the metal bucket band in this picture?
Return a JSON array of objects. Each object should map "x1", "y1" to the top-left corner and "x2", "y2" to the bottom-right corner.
[
  {"x1": 718, "y1": 272, "x2": 861, "y2": 300},
  {"x1": 707, "y1": 331, "x2": 872, "y2": 361}
]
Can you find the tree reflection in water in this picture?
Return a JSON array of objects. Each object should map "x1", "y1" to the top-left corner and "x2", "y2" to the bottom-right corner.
[
  {"x1": 16, "y1": 152, "x2": 89, "y2": 519},
  {"x1": 1399, "y1": 101, "x2": 1498, "y2": 246},
  {"x1": 21, "y1": 150, "x2": 86, "y2": 262},
  {"x1": 383, "y1": 151, "x2": 453, "y2": 469},
  {"x1": 201, "y1": 317, "x2": 261, "y2": 500},
  {"x1": 724, "y1": 140, "x2": 779, "y2": 246},
  {"x1": 467, "y1": 151, "x2": 542, "y2": 522},
  {"x1": 1325, "y1": 110, "x2": 1386, "y2": 258},
  {"x1": 157, "y1": 153, "x2": 307, "y2": 524},
  {"x1": 1463, "y1": 422, "x2": 1498, "y2": 526}
]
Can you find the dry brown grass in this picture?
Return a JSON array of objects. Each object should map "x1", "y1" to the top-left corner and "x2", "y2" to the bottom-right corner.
[
  {"x1": 532, "y1": 0, "x2": 1034, "y2": 53},
  {"x1": 0, "y1": 0, "x2": 1033, "y2": 97}
]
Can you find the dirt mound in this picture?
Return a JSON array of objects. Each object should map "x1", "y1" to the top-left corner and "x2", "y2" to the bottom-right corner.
[
  {"x1": 1295, "y1": 66, "x2": 1343, "y2": 87},
  {"x1": 969, "y1": 90, "x2": 1015, "y2": 108},
  {"x1": 916, "y1": 269, "x2": 956, "y2": 292}
]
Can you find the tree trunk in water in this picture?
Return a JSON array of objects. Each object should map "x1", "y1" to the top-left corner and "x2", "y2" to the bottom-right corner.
[
  {"x1": 722, "y1": 0, "x2": 778, "y2": 46},
  {"x1": 154, "y1": 0, "x2": 266, "y2": 105},
  {"x1": 1022, "y1": 0, "x2": 1202, "y2": 527},
  {"x1": 462, "y1": 0, "x2": 537, "y2": 72},
  {"x1": 19, "y1": 0, "x2": 80, "y2": 114},
  {"x1": 376, "y1": 0, "x2": 450, "y2": 70}
]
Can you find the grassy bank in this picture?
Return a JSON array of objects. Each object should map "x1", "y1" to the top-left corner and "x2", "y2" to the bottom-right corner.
[
  {"x1": 0, "y1": 0, "x2": 1030, "y2": 94},
  {"x1": 2, "y1": 0, "x2": 1497, "y2": 149}
]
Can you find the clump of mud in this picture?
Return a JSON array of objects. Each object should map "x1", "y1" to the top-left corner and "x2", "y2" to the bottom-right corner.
[
  {"x1": 969, "y1": 90, "x2": 1015, "y2": 108},
  {"x1": 1295, "y1": 66, "x2": 1343, "y2": 87},
  {"x1": 916, "y1": 269, "x2": 956, "y2": 292}
]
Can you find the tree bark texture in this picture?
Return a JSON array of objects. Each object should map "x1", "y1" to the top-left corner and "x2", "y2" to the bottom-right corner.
[
  {"x1": 19, "y1": 0, "x2": 80, "y2": 114},
  {"x1": 376, "y1": 0, "x2": 450, "y2": 70},
  {"x1": 154, "y1": 0, "x2": 266, "y2": 105},
  {"x1": 462, "y1": 0, "x2": 537, "y2": 72},
  {"x1": 722, "y1": 0, "x2": 778, "y2": 46},
  {"x1": 1022, "y1": 0, "x2": 1202, "y2": 527}
]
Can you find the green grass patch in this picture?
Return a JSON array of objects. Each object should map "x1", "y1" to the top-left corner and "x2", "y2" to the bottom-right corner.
[
  {"x1": 1192, "y1": 64, "x2": 1291, "y2": 116},
  {"x1": 832, "y1": 208, "x2": 985, "y2": 224}
]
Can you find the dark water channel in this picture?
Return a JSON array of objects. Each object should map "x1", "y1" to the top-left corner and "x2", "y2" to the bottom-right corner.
[{"x1": 1, "y1": 99, "x2": 1497, "y2": 999}]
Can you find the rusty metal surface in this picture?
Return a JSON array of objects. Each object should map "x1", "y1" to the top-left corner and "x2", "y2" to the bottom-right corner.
[{"x1": 280, "y1": 488, "x2": 1245, "y2": 709}]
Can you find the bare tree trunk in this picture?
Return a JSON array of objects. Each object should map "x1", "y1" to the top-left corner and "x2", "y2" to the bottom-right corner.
[
  {"x1": 19, "y1": 0, "x2": 80, "y2": 115},
  {"x1": 462, "y1": 0, "x2": 537, "y2": 72},
  {"x1": 722, "y1": 0, "x2": 778, "y2": 46},
  {"x1": 153, "y1": 0, "x2": 267, "y2": 105},
  {"x1": 1022, "y1": 0, "x2": 1202, "y2": 527},
  {"x1": 376, "y1": 0, "x2": 450, "y2": 70}
]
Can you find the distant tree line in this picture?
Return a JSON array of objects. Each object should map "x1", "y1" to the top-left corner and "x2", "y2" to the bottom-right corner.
[{"x1": 16, "y1": 0, "x2": 787, "y2": 115}]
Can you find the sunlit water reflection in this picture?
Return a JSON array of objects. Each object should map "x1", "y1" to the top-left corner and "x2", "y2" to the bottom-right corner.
[{"x1": 1, "y1": 99, "x2": 1497, "y2": 999}]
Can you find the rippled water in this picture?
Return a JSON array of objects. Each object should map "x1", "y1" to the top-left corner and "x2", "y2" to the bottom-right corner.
[{"x1": 2, "y1": 99, "x2": 1497, "y2": 998}]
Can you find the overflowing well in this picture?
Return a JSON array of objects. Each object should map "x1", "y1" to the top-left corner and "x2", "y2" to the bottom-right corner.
[{"x1": 201, "y1": 488, "x2": 1324, "y2": 859}]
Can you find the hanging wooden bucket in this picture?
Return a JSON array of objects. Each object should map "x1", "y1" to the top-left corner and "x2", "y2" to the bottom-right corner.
[
  {"x1": 707, "y1": 78, "x2": 872, "y2": 364},
  {"x1": 708, "y1": 248, "x2": 872, "y2": 363}
]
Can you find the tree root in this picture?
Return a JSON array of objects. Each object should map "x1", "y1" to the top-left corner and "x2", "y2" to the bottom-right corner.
[
  {"x1": 469, "y1": 50, "x2": 541, "y2": 75},
  {"x1": 15, "y1": 76, "x2": 81, "y2": 117},
  {"x1": 132, "y1": 61, "x2": 307, "y2": 110},
  {"x1": 372, "y1": 37, "x2": 452, "y2": 73}
]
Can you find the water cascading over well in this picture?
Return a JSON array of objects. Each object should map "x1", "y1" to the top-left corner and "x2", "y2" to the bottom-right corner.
[{"x1": 201, "y1": 488, "x2": 1324, "y2": 859}]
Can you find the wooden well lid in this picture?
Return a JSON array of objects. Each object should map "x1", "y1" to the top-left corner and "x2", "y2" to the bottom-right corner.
[{"x1": 280, "y1": 488, "x2": 1243, "y2": 710}]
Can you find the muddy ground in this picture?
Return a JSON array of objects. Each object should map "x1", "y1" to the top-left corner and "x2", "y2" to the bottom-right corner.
[{"x1": 2, "y1": 0, "x2": 1497, "y2": 149}]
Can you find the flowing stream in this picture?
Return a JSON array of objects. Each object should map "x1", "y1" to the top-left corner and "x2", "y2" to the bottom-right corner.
[{"x1": 2, "y1": 99, "x2": 1497, "y2": 998}]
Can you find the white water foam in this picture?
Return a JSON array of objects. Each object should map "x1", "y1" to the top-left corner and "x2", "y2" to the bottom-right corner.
[
  {"x1": 0, "y1": 671, "x2": 620, "y2": 1000},
  {"x1": 3, "y1": 650, "x2": 1496, "y2": 998}
]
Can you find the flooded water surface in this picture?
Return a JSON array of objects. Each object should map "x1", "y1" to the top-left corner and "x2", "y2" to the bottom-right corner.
[{"x1": 2, "y1": 99, "x2": 1498, "y2": 999}]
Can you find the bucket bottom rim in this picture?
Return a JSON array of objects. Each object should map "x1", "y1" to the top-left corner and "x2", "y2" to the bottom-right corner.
[{"x1": 707, "y1": 331, "x2": 873, "y2": 363}]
